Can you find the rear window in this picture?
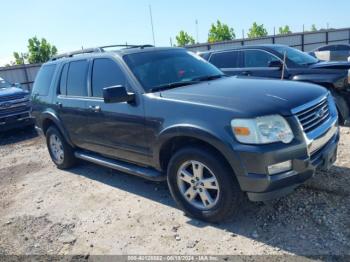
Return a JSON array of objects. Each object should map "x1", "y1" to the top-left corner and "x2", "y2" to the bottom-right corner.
[
  {"x1": 209, "y1": 51, "x2": 241, "y2": 68},
  {"x1": 66, "y1": 60, "x2": 88, "y2": 97},
  {"x1": 33, "y1": 64, "x2": 57, "y2": 96},
  {"x1": 59, "y1": 63, "x2": 69, "y2": 95}
]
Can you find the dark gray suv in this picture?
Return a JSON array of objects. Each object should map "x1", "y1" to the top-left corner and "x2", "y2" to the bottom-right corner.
[{"x1": 31, "y1": 45, "x2": 339, "y2": 222}]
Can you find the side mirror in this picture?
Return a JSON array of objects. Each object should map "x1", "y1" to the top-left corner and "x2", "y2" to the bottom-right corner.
[
  {"x1": 268, "y1": 60, "x2": 283, "y2": 69},
  {"x1": 103, "y1": 85, "x2": 135, "y2": 104}
]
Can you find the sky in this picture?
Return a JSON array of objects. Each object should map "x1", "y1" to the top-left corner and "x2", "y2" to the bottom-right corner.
[{"x1": 1, "y1": 0, "x2": 349, "y2": 65}]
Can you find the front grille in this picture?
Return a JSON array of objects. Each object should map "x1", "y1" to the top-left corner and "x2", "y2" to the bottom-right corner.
[
  {"x1": 0, "y1": 94, "x2": 25, "y2": 102},
  {"x1": 0, "y1": 106, "x2": 30, "y2": 116},
  {"x1": 296, "y1": 98, "x2": 331, "y2": 133}
]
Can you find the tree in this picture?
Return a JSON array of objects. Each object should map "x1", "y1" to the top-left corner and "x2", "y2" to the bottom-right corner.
[
  {"x1": 176, "y1": 31, "x2": 195, "y2": 46},
  {"x1": 311, "y1": 24, "x2": 318, "y2": 32},
  {"x1": 248, "y1": 22, "x2": 268, "y2": 38},
  {"x1": 208, "y1": 20, "x2": 235, "y2": 43},
  {"x1": 278, "y1": 25, "x2": 292, "y2": 35},
  {"x1": 13, "y1": 37, "x2": 57, "y2": 65},
  {"x1": 13, "y1": 52, "x2": 28, "y2": 65}
]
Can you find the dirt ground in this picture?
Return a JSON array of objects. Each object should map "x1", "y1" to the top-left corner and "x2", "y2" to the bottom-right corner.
[{"x1": 0, "y1": 127, "x2": 349, "y2": 259}]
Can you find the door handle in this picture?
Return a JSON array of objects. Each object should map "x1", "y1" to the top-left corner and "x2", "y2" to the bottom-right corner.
[
  {"x1": 241, "y1": 71, "x2": 251, "y2": 76},
  {"x1": 56, "y1": 102, "x2": 63, "y2": 108},
  {"x1": 89, "y1": 105, "x2": 101, "y2": 113}
]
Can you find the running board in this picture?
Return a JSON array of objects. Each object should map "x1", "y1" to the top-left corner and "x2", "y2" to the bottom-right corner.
[{"x1": 74, "y1": 151, "x2": 166, "y2": 182}]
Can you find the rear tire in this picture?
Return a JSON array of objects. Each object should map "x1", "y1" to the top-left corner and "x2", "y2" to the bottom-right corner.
[
  {"x1": 167, "y1": 146, "x2": 241, "y2": 223},
  {"x1": 46, "y1": 126, "x2": 77, "y2": 169}
]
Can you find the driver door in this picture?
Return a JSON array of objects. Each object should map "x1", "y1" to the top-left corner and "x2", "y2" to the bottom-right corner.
[{"x1": 83, "y1": 58, "x2": 149, "y2": 164}]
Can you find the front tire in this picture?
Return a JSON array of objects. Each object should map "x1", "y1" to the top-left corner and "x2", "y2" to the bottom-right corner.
[
  {"x1": 167, "y1": 147, "x2": 241, "y2": 223},
  {"x1": 46, "y1": 126, "x2": 77, "y2": 169}
]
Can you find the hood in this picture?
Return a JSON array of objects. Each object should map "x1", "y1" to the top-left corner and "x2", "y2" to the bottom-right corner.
[
  {"x1": 160, "y1": 77, "x2": 328, "y2": 117},
  {"x1": 310, "y1": 61, "x2": 350, "y2": 70},
  {"x1": 0, "y1": 86, "x2": 28, "y2": 98}
]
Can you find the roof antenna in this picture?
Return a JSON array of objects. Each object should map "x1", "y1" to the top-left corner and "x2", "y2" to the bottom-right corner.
[{"x1": 281, "y1": 51, "x2": 287, "y2": 80}]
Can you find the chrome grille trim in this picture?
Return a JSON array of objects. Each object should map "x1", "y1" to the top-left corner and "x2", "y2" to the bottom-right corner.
[
  {"x1": 0, "y1": 94, "x2": 25, "y2": 102},
  {"x1": 293, "y1": 95, "x2": 331, "y2": 133}
]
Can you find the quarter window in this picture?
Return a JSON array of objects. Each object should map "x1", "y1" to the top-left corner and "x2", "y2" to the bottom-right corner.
[
  {"x1": 209, "y1": 51, "x2": 241, "y2": 68},
  {"x1": 244, "y1": 50, "x2": 280, "y2": 68},
  {"x1": 91, "y1": 58, "x2": 126, "y2": 97},
  {"x1": 66, "y1": 60, "x2": 88, "y2": 97}
]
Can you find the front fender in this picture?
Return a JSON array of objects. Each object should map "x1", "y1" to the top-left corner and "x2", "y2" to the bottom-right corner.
[{"x1": 153, "y1": 125, "x2": 245, "y2": 178}]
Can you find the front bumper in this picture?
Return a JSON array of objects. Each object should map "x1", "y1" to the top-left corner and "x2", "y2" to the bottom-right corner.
[
  {"x1": 0, "y1": 113, "x2": 35, "y2": 132},
  {"x1": 233, "y1": 120, "x2": 339, "y2": 202}
]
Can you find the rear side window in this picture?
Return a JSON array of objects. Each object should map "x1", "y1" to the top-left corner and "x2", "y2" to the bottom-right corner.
[
  {"x1": 33, "y1": 64, "x2": 57, "y2": 96},
  {"x1": 66, "y1": 60, "x2": 88, "y2": 97},
  {"x1": 319, "y1": 45, "x2": 337, "y2": 51},
  {"x1": 91, "y1": 58, "x2": 126, "y2": 97},
  {"x1": 59, "y1": 63, "x2": 69, "y2": 95},
  {"x1": 243, "y1": 50, "x2": 279, "y2": 68},
  {"x1": 209, "y1": 51, "x2": 240, "y2": 68}
]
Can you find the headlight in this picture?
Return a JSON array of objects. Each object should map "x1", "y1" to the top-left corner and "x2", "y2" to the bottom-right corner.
[{"x1": 231, "y1": 115, "x2": 294, "y2": 144}]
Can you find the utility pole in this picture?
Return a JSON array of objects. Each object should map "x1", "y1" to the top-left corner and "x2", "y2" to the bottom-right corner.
[
  {"x1": 170, "y1": 37, "x2": 173, "y2": 47},
  {"x1": 149, "y1": 5, "x2": 156, "y2": 46},
  {"x1": 195, "y1": 19, "x2": 199, "y2": 43}
]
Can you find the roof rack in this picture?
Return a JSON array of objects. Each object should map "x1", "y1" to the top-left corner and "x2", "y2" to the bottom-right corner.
[
  {"x1": 50, "y1": 44, "x2": 154, "y2": 61},
  {"x1": 100, "y1": 44, "x2": 154, "y2": 50}
]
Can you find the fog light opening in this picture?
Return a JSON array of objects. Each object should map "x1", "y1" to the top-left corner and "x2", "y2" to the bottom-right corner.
[{"x1": 268, "y1": 161, "x2": 292, "y2": 175}]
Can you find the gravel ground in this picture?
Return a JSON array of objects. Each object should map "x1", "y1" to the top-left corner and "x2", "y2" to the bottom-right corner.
[{"x1": 0, "y1": 127, "x2": 349, "y2": 259}]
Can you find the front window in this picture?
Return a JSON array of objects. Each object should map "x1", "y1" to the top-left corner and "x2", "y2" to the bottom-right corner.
[
  {"x1": 273, "y1": 46, "x2": 319, "y2": 66},
  {"x1": 0, "y1": 77, "x2": 12, "y2": 89},
  {"x1": 243, "y1": 50, "x2": 280, "y2": 68},
  {"x1": 123, "y1": 50, "x2": 224, "y2": 92}
]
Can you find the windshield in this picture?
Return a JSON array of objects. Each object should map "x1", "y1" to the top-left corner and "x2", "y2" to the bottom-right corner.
[
  {"x1": 123, "y1": 50, "x2": 224, "y2": 92},
  {"x1": 0, "y1": 77, "x2": 12, "y2": 89},
  {"x1": 273, "y1": 46, "x2": 319, "y2": 66}
]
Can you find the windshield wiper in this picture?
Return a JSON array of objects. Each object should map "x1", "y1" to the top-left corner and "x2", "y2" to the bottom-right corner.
[
  {"x1": 149, "y1": 80, "x2": 200, "y2": 92},
  {"x1": 191, "y1": 74, "x2": 226, "y2": 82}
]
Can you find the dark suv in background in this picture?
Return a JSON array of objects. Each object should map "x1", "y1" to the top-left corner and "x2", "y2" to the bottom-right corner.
[
  {"x1": 309, "y1": 44, "x2": 350, "y2": 62},
  {"x1": 0, "y1": 76, "x2": 34, "y2": 131},
  {"x1": 200, "y1": 45, "x2": 350, "y2": 126},
  {"x1": 32, "y1": 45, "x2": 339, "y2": 222}
]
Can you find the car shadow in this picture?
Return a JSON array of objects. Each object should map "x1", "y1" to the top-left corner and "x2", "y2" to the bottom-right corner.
[
  {"x1": 0, "y1": 127, "x2": 38, "y2": 146},
  {"x1": 68, "y1": 161, "x2": 350, "y2": 257}
]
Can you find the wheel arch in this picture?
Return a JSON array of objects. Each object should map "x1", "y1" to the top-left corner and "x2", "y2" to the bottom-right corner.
[
  {"x1": 155, "y1": 125, "x2": 242, "y2": 181},
  {"x1": 40, "y1": 111, "x2": 75, "y2": 147}
]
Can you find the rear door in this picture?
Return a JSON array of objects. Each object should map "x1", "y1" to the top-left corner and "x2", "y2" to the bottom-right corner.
[
  {"x1": 208, "y1": 50, "x2": 244, "y2": 76},
  {"x1": 84, "y1": 57, "x2": 148, "y2": 164},
  {"x1": 242, "y1": 49, "x2": 283, "y2": 79},
  {"x1": 56, "y1": 59, "x2": 91, "y2": 148}
]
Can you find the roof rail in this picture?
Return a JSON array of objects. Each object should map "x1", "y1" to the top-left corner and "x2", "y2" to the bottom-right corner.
[
  {"x1": 51, "y1": 48, "x2": 103, "y2": 61},
  {"x1": 50, "y1": 44, "x2": 154, "y2": 61},
  {"x1": 99, "y1": 44, "x2": 154, "y2": 50}
]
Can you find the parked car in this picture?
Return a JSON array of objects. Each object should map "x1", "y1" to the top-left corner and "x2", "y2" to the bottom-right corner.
[
  {"x1": 199, "y1": 44, "x2": 350, "y2": 126},
  {"x1": 32, "y1": 46, "x2": 339, "y2": 222},
  {"x1": 309, "y1": 44, "x2": 350, "y2": 62},
  {"x1": 0, "y1": 76, "x2": 34, "y2": 131}
]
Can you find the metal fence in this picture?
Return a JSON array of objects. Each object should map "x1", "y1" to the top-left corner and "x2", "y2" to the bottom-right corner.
[
  {"x1": 1, "y1": 27, "x2": 349, "y2": 89},
  {"x1": 186, "y1": 27, "x2": 350, "y2": 53},
  {"x1": 0, "y1": 63, "x2": 42, "y2": 91}
]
